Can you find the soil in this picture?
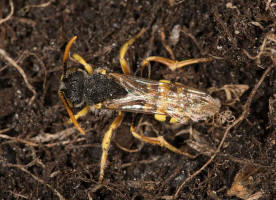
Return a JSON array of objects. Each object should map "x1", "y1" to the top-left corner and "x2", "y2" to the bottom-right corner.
[{"x1": 0, "y1": 0, "x2": 275, "y2": 199}]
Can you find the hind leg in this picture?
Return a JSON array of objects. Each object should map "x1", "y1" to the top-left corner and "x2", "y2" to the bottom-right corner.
[
  {"x1": 141, "y1": 56, "x2": 212, "y2": 72},
  {"x1": 130, "y1": 124, "x2": 197, "y2": 159},
  {"x1": 141, "y1": 27, "x2": 212, "y2": 72}
]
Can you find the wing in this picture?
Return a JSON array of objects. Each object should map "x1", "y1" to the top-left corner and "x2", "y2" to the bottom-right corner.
[{"x1": 101, "y1": 73, "x2": 220, "y2": 123}]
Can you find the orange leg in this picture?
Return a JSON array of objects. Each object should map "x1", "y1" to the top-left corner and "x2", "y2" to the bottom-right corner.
[
  {"x1": 67, "y1": 105, "x2": 90, "y2": 124},
  {"x1": 140, "y1": 28, "x2": 212, "y2": 73},
  {"x1": 130, "y1": 125, "x2": 197, "y2": 159},
  {"x1": 119, "y1": 28, "x2": 146, "y2": 75},
  {"x1": 141, "y1": 56, "x2": 213, "y2": 73},
  {"x1": 58, "y1": 91, "x2": 86, "y2": 135},
  {"x1": 140, "y1": 27, "x2": 213, "y2": 73}
]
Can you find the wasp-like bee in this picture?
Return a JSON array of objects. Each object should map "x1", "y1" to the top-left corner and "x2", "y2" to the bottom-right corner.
[{"x1": 58, "y1": 29, "x2": 221, "y2": 183}]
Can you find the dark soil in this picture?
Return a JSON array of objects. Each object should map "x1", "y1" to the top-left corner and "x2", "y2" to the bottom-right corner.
[{"x1": 0, "y1": 0, "x2": 275, "y2": 199}]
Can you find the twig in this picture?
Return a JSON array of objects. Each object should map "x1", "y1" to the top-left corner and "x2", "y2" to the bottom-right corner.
[
  {"x1": 6, "y1": 163, "x2": 65, "y2": 200},
  {"x1": 0, "y1": 133, "x2": 39, "y2": 147},
  {"x1": 9, "y1": 191, "x2": 28, "y2": 199},
  {"x1": 114, "y1": 139, "x2": 141, "y2": 153},
  {"x1": 0, "y1": 128, "x2": 86, "y2": 148},
  {"x1": 20, "y1": 0, "x2": 53, "y2": 13},
  {"x1": 121, "y1": 156, "x2": 159, "y2": 168},
  {"x1": 0, "y1": 0, "x2": 14, "y2": 25},
  {"x1": 0, "y1": 128, "x2": 11, "y2": 134},
  {"x1": 22, "y1": 51, "x2": 47, "y2": 99},
  {"x1": 174, "y1": 65, "x2": 274, "y2": 198},
  {"x1": 168, "y1": 0, "x2": 185, "y2": 6},
  {"x1": 182, "y1": 26, "x2": 205, "y2": 55},
  {"x1": 0, "y1": 48, "x2": 37, "y2": 104},
  {"x1": 30, "y1": 128, "x2": 76, "y2": 143}
]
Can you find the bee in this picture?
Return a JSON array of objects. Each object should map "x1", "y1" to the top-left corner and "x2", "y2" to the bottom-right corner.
[{"x1": 58, "y1": 29, "x2": 221, "y2": 183}]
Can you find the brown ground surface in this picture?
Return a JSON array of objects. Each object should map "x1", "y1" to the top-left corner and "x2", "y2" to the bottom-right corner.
[{"x1": 0, "y1": 0, "x2": 275, "y2": 199}]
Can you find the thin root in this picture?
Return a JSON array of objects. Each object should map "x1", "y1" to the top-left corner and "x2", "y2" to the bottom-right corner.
[
  {"x1": 0, "y1": 48, "x2": 37, "y2": 104},
  {"x1": 0, "y1": 0, "x2": 14, "y2": 25},
  {"x1": 5, "y1": 163, "x2": 65, "y2": 200},
  {"x1": 114, "y1": 140, "x2": 141, "y2": 153}
]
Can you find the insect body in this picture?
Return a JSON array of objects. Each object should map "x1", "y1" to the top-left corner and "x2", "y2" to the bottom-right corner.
[
  {"x1": 58, "y1": 29, "x2": 221, "y2": 183},
  {"x1": 61, "y1": 70, "x2": 220, "y2": 124}
]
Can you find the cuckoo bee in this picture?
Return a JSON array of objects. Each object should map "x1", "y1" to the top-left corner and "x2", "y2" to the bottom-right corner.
[{"x1": 58, "y1": 29, "x2": 221, "y2": 183}]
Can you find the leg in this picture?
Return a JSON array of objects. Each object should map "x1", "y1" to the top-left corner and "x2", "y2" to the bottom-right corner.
[
  {"x1": 67, "y1": 105, "x2": 90, "y2": 124},
  {"x1": 141, "y1": 56, "x2": 213, "y2": 72},
  {"x1": 119, "y1": 28, "x2": 146, "y2": 75},
  {"x1": 130, "y1": 125, "x2": 197, "y2": 159},
  {"x1": 99, "y1": 112, "x2": 124, "y2": 183}
]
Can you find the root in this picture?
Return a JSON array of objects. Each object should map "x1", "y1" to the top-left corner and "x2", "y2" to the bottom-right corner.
[
  {"x1": 0, "y1": 48, "x2": 37, "y2": 104},
  {"x1": 0, "y1": 0, "x2": 14, "y2": 25}
]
